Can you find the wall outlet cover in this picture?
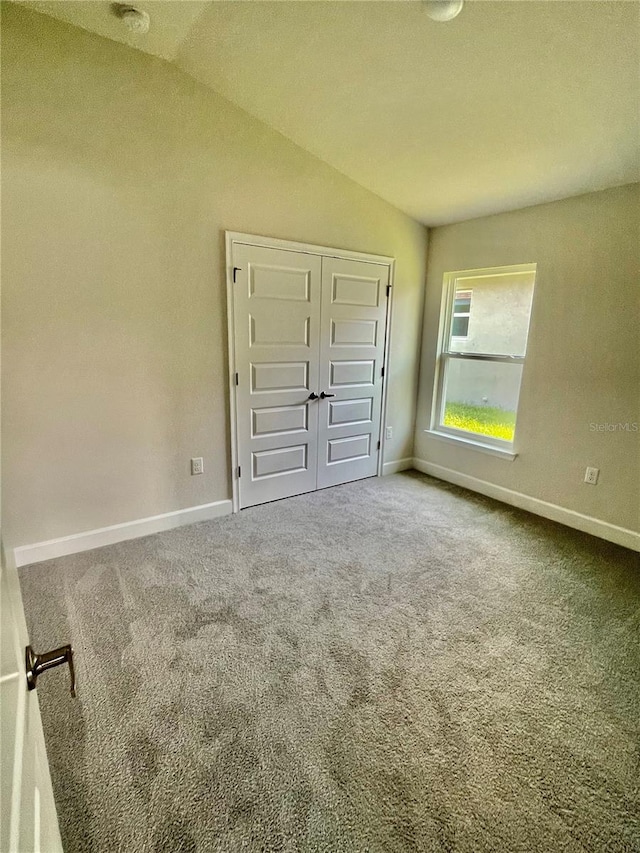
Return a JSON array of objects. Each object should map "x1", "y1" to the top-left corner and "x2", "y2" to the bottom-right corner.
[{"x1": 584, "y1": 466, "x2": 599, "y2": 485}]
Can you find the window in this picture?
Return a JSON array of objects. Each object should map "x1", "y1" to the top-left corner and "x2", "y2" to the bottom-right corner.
[
  {"x1": 432, "y1": 264, "x2": 536, "y2": 452},
  {"x1": 451, "y1": 290, "x2": 471, "y2": 338}
]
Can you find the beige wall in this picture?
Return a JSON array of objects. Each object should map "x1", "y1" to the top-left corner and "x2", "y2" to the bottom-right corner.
[
  {"x1": 1, "y1": 5, "x2": 427, "y2": 547},
  {"x1": 415, "y1": 183, "x2": 640, "y2": 533}
]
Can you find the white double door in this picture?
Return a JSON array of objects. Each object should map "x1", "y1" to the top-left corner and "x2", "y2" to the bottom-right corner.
[{"x1": 230, "y1": 239, "x2": 391, "y2": 509}]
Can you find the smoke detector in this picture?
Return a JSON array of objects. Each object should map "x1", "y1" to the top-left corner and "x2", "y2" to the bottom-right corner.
[
  {"x1": 113, "y1": 5, "x2": 150, "y2": 34},
  {"x1": 423, "y1": 1, "x2": 464, "y2": 22}
]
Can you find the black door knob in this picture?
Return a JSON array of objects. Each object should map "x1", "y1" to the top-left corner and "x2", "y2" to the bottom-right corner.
[
  {"x1": 320, "y1": 392, "x2": 335, "y2": 399},
  {"x1": 308, "y1": 392, "x2": 319, "y2": 400}
]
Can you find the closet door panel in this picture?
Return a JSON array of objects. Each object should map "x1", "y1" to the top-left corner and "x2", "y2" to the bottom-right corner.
[
  {"x1": 317, "y1": 257, "x2": 389, "y2": 489},
  {"x1": 233, "y1": 244, "x2": 322, "y2": 508}
]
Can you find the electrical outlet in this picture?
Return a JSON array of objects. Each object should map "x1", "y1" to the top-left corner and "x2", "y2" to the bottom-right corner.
[
  {"x1": 584, "y1": 466, "x2": 599, "y2": 485},
  {"x1": 385, "y1": 426, "x2": 393, "y2": 441},
  {"x1": 191, "y1": 457, "x2": 204, "y2": 476}
]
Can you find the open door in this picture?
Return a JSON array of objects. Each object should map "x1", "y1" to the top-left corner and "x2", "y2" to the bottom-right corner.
[{"x1": 1, "y1": 544, "x2": 64, "y2": 853}]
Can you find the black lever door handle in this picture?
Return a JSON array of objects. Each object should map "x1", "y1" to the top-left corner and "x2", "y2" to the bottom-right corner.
[
  {"x1": 26, "y1": 644, "x2": 76, "y2": 698},
  {"x1": 308, "y1": 392, "x2": 319, "y2": 401},
  {"x1": 320, "y1": 392, "x2": 335, "y2": 399}
]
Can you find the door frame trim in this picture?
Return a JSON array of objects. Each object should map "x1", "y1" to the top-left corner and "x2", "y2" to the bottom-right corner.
[{"x1": 225, "y1": 231, "x2": 395, "y2": 513}]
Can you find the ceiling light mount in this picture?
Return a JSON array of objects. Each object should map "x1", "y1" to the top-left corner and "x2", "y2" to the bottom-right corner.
[
  {"x1": 423, "y1": 1, "x2": 464, "y2": 22},
  {"x1": 112, "y1": 4, "x2": 150, "y2": 34}
]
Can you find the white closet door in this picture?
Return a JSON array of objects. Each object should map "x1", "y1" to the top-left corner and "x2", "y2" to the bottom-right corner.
[
  {"x1": 317, "y1": 257, "x2": 389, "y2": 490},
  {"x1": 233, "y1": 244, "x2": 322, "y2": 509}
]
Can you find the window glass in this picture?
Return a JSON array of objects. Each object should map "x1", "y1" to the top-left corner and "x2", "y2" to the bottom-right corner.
[
  {"x1": 435, "y1": 265, "x2": 536, "y2": 447},
  {"x1": 448, "y1": 273, "x2": 535, "y2": 356},
  {"x1": 442, "y1": 359, "x2": 523, "y2": 442}
]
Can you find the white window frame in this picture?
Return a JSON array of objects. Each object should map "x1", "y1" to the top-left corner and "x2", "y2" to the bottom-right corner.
[{"x1": 429, "y1": 263, "x2": 537, "y2": 458}]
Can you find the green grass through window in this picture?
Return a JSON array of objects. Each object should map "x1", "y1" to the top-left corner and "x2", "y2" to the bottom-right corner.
[{"x1": 443, "y1": 402, "x2": 516, "y2": 442}]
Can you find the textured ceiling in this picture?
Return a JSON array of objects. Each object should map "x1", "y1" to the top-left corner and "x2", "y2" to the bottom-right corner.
[
  {"x1": 12, "y1": 1, "x2": 210, "y2": 60},
  {"x1": 11, "y1": 1, "x2": 640, "y2": 225}
]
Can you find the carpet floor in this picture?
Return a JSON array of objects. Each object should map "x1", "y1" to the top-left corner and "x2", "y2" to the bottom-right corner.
[{"x1": 19, "y1": 472, "x2": 640, "y2": 853}]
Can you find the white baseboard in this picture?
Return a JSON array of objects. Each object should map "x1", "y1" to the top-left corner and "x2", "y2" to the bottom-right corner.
[
  {"x1": 382, "y1": 458, "x2": 414, "y2": 475},
  {"x1": 13, "y1": 500, "x2": 233, "y2": 568},
  {"x1": 13, "y1": 463, "x2": 639, "y2": 566},
  {"x1": 412, "y1": 458, "x2": 640, "y2": 552}
]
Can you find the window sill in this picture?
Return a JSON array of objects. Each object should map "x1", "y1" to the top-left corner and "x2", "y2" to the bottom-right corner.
[{"x1": 424, "y1": 430, "x2": 517, "y2": 461}]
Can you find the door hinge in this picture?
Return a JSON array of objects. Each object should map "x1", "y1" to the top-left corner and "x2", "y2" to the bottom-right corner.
[
  {"x1": 233, "y1": 267, "x2": 241, "y2": 283},
  {"x1": 386, "y1": 284, "x2": 392, "y2": 297},
  {"x1": 235, "y1": 372, "x2": 239, "y2": 386},
  {"x1": 377, "y1": 440, "x2": 381, "y2": 450},
  {"x1": 237, "y1": 466, "x2": 242, "y2": 478},
  {"x1": 381, "y1": 366, "x2": 385, "y2": 377}
]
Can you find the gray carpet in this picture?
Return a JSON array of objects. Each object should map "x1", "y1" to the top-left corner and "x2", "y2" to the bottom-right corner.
[{"x1": 19, "y1": 472, "x2": 640, "y2": 853}]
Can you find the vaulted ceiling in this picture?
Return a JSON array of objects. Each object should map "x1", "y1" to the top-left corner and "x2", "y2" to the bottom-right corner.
[{"x1": 12, "y1": 1, "x2": 640, "y2": 225}]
